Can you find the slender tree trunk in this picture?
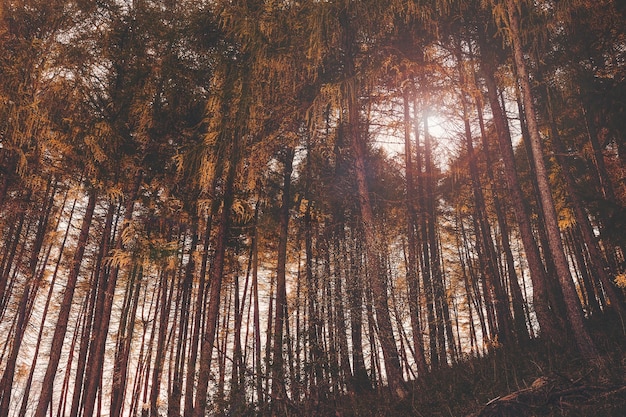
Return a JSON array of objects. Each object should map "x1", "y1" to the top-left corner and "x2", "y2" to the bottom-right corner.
[
  {"x1": 56, "y1": 294, "x2": 85, "y2": 417},
  {"x1": 192, "y1": 129, "x2": 240, "y2": 417},
  {"x1": 271, "y1": 147, "x2": 294, "y2": 413},
  {"x1": 265, "y1": 263, "x2": 275, "y2": 399},
  {"x1": 566, "y1": 228, "x2": 601, "y2": 314},
  {"x1": 461, "y1": 216, "x2": 489, "y2": 352},
  {"x1": 504, "y1": 0, "x2": 599, "y2": 360},
  {"x1": 544, "y1": 86, "x2": 626, "y2": 326},
  {"x1": 292, "y1": 255, "x2": 302, "y2": 402},
  {"x1": 456, "y1": 216, "x2": 478, "y2": 354},
  {"x1": 0, "y1": 190, "x2": 28, "y2": 316},
  {"x1": 169, "y1": 218, "x2": 198, "y2": 417},
  {"x1": 402, "y1": 90, "x2": 428, "y2": 376},
  {"x1": 230, "y1": 227, "x2": 253, "y2": 412},
  {"x1": 514, "y1": 84, "x2": 568, "y2": 326},
  {"x1": 412, "y1": 97, "x2": 439, "y2": 370},
  {"x1": 363, "y1": 271, "x2": 381, "y2": 393},
  {"x1": 139, "y1": 272, "x2": 162, "y2": 417},
  {"x1": 333, "y1": 236, "x2": 353, "y2": 393},
  {"x1": 579, "y1": 97, "x2": 617, "y2": 204},
  {"x1": 478, "y1": 31, "x2": 561, "y2": 342},
  {"x1": 251, "y1": 201, "x2": 264, "y2": 406},
  {"x1": 0, "y1": 181, "x2": 55, "y2": 414},
  {"x1": 69, "y1": 202, "x2": 115, "y2": 417},
  {"x1": 323, "y1": 247, "x2": 340, "y2": 395},
  {"x1": 303, "y1": 198, "x2": 326, "y2": 403},
  {"x1": 150, "y1": 271, "x2": 173, "y2": 417},
  {"x1": 455, "y1": 43, "x2": 514, "y2": 345},
  {"x1": 423, "y1": 115, "x2": 449, "y2": 366},
  {"x1": 216, "y1": 280, "x2": 232, "y2": 412},
  {"x1": 82, "y1": 172, "x2": 142, "y2": 417},
  {"x1": 18, "y1": 186, "x2": 74, "y2": 417},
  {"x1": 111, "y1": 265, "x2": 143, "y2": 417},
  {"x1": 347, "y1": 231, "x2": 370, "y2": 393},
  {"x1": 338, "y1": 7, "x2": 406, "y2": 398},
  {"x1": 475, "y1": 86, "x2": 531, "y2": 341},
  {"x1": 35, "y1": 190, "x2": 97, "y2": 417},
  {"x1": 183, "y1": 201, "x2": 217, "y2": 417}
]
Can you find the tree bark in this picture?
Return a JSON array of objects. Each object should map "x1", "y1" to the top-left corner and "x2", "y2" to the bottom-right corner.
[
  {"x1": 339, "y1": 7, "x2": 407, "y2": 399},
  {"x1": 544, "y1": 86, "x2": 626, "y2": 325},
  {"x1": 81, "y1": 172, "x2": 142, "y2": 417},
  {"x1": 34, "y1": 190, "x2": 97, "y2": 417},
  {"x1": 402, "y1": 89, "x2": 428, "y2": 376},
  {"x1": 192, "y1": 129, "x2": 240, "y2": 417},
  {"x1": 423, "y1": 115, "x2": 450, "y2": 366},
  {"x1": 504, "y1": 0, "x2": 599, "y2": 361},
  {"x1": 148, "y1": 268, "x2": 175, "y2": 417},
  {"x1": 69, "y1": 202, "x2": 115, "y2": 417},
  {"x1": 0, "y1": 181, "x2": 55, "y2": 415},
  {"x1": 478, "y1": 30, "x2": 561, "y2": 343},
  {"x1": 413, "y1": 97, "x2": 439, "y2": 369},
  {"x1": 169, "y1": 218, "x2": 199, "y2": 417},
  {"x1": 271, "y1": 147, "x2": 294, "y2": 413},
  {"x1": 455, "y1": 43, "x2": 514, "y2": 345}
]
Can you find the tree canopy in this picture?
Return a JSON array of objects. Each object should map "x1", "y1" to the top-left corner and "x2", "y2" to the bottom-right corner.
[{"x1": 1, "y1": 0, "x2": 625, "y2": 416}]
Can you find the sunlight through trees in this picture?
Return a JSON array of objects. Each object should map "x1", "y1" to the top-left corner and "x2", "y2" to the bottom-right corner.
[{"x1": 1, "y1": 0, "x2": 625, "y2": 416}]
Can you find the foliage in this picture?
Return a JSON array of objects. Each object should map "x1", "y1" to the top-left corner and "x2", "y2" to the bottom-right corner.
[{"x1": 0, "y1": 0, "x2": 625, "y2": 416}]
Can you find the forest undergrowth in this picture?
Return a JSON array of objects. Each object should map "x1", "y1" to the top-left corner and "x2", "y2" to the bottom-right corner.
[{"x1": 287, "y1": 313, "x2": 626, "y2": 417}]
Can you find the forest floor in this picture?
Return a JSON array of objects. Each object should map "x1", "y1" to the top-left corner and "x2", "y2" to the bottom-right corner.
[{"x1": 304, "y1": 312, "x2": 626, "y2": 417}]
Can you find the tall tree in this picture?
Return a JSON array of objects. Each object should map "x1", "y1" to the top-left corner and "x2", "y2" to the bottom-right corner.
[
  {"x1": 34, "y1": 189, "x2": 97, "y2": 417},
  {"x1": 271, "y1": 147, "x2": 295, "y2": 412},
  {"x1": 338, "y1": 5, "x2": 407, "y2": 399},
  {"x1": 402, "y1": 87, "x2": 428, "y2": 375},
  {"x1": 502, "y1": 0, "x2": 599, "y2": 361},
  {"x1": 477, "y1": 22, "x2": 562, "y2": 343}
]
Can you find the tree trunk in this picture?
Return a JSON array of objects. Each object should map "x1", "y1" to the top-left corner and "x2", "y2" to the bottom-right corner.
[
  {"x1": 169, "y1": 218, "x2": 198, "y2": 417},
  {"x1": 34, "y1": 190, "x2": 97, "y2": 417},
  {"x1": 271, "y1": 147, "x2": 294, "y2": 413},
  {"x1": 192, "y1": 132, "x2": 240, "y2": 417},
  {"x1": 413, "y1": 97, "x2": 439, "y2": 370},
  {"x1": 304, "y1": 188, "x2": 324, "y2": 401},
  {"x1": 111, "y1": 265, "x2": 142, "y2": 417},
  {"x1": 423, "y1": 115, "x2": 449, "y2": 366},
  {"x1": 0, "y1": 181, "x2": 55, "y2": 415},
  {"x1": 339, "y1": 7, "x2": 406, "y2": 399},
  {"x1": 455, "y1": 43, "x2": 514, "y2": 345},
  {"x1": 251, "y1": 201, "x2": 264, "y2": 405},
  {"x1": 0, "y1": 190, "x2": 28, "y2": 316},
  {"x1": 475, "y1": 89, "x2": 532, "y2": 342},
  {"x1": 183, "y1": 198, "x2": 218, "y2": 417},
  {"x1": 333, "y1": 236, "x2": 354, "y2": 393},
  {"x1": 513, "y1": 83, "x2": 568, "y2": 327},
  {"x1": 544, "y1": 86, "x2": 626, "y2": 325},
  {"x1": 147, "y1": 267, "x2": 175, "y2": 416},
  {"x1": 402, "y1": 89, "x2": 428, "y2": 376},
  {"x1": 478, "y1": 30, "x2": 561, "y2": 343},
  {"x1": 69, "y1": 202, "x2": 115, "y2": 417},
  {"x1": 81, "y1": 172, "x2": 142, "y2": 417},
  {"x1": 504, "y1": 0, "x2": 599, "y2": 361},
  {"x1": 347, "y1": 229, "x2": 370, "y2": 392},
  {"x1": 16, "y1": 185, "x2": 73, "y2": 417}
]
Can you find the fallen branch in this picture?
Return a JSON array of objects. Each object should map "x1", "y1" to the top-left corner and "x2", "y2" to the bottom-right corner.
[{"x1": 468, "y1": 376, "x2": 626, "y2": 417}]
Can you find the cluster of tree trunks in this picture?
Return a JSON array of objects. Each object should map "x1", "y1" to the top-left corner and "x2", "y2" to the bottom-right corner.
[{"x1": 0, "y1": 0, "x2": 624, "y2": 416}]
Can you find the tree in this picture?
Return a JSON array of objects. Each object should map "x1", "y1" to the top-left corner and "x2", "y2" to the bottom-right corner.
[
  {"x1": 270, "y1": 147, "x2": 295, "y2": 412},
  {"x1": 502, "y1": 0, "x2": 599, "y2": 361},
  {"x1": 338, "y1": 4, "x2": 408, "y2": 398},
  {"x1": 476, "y1": 18, "x2": 563, "y2": 343}
]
